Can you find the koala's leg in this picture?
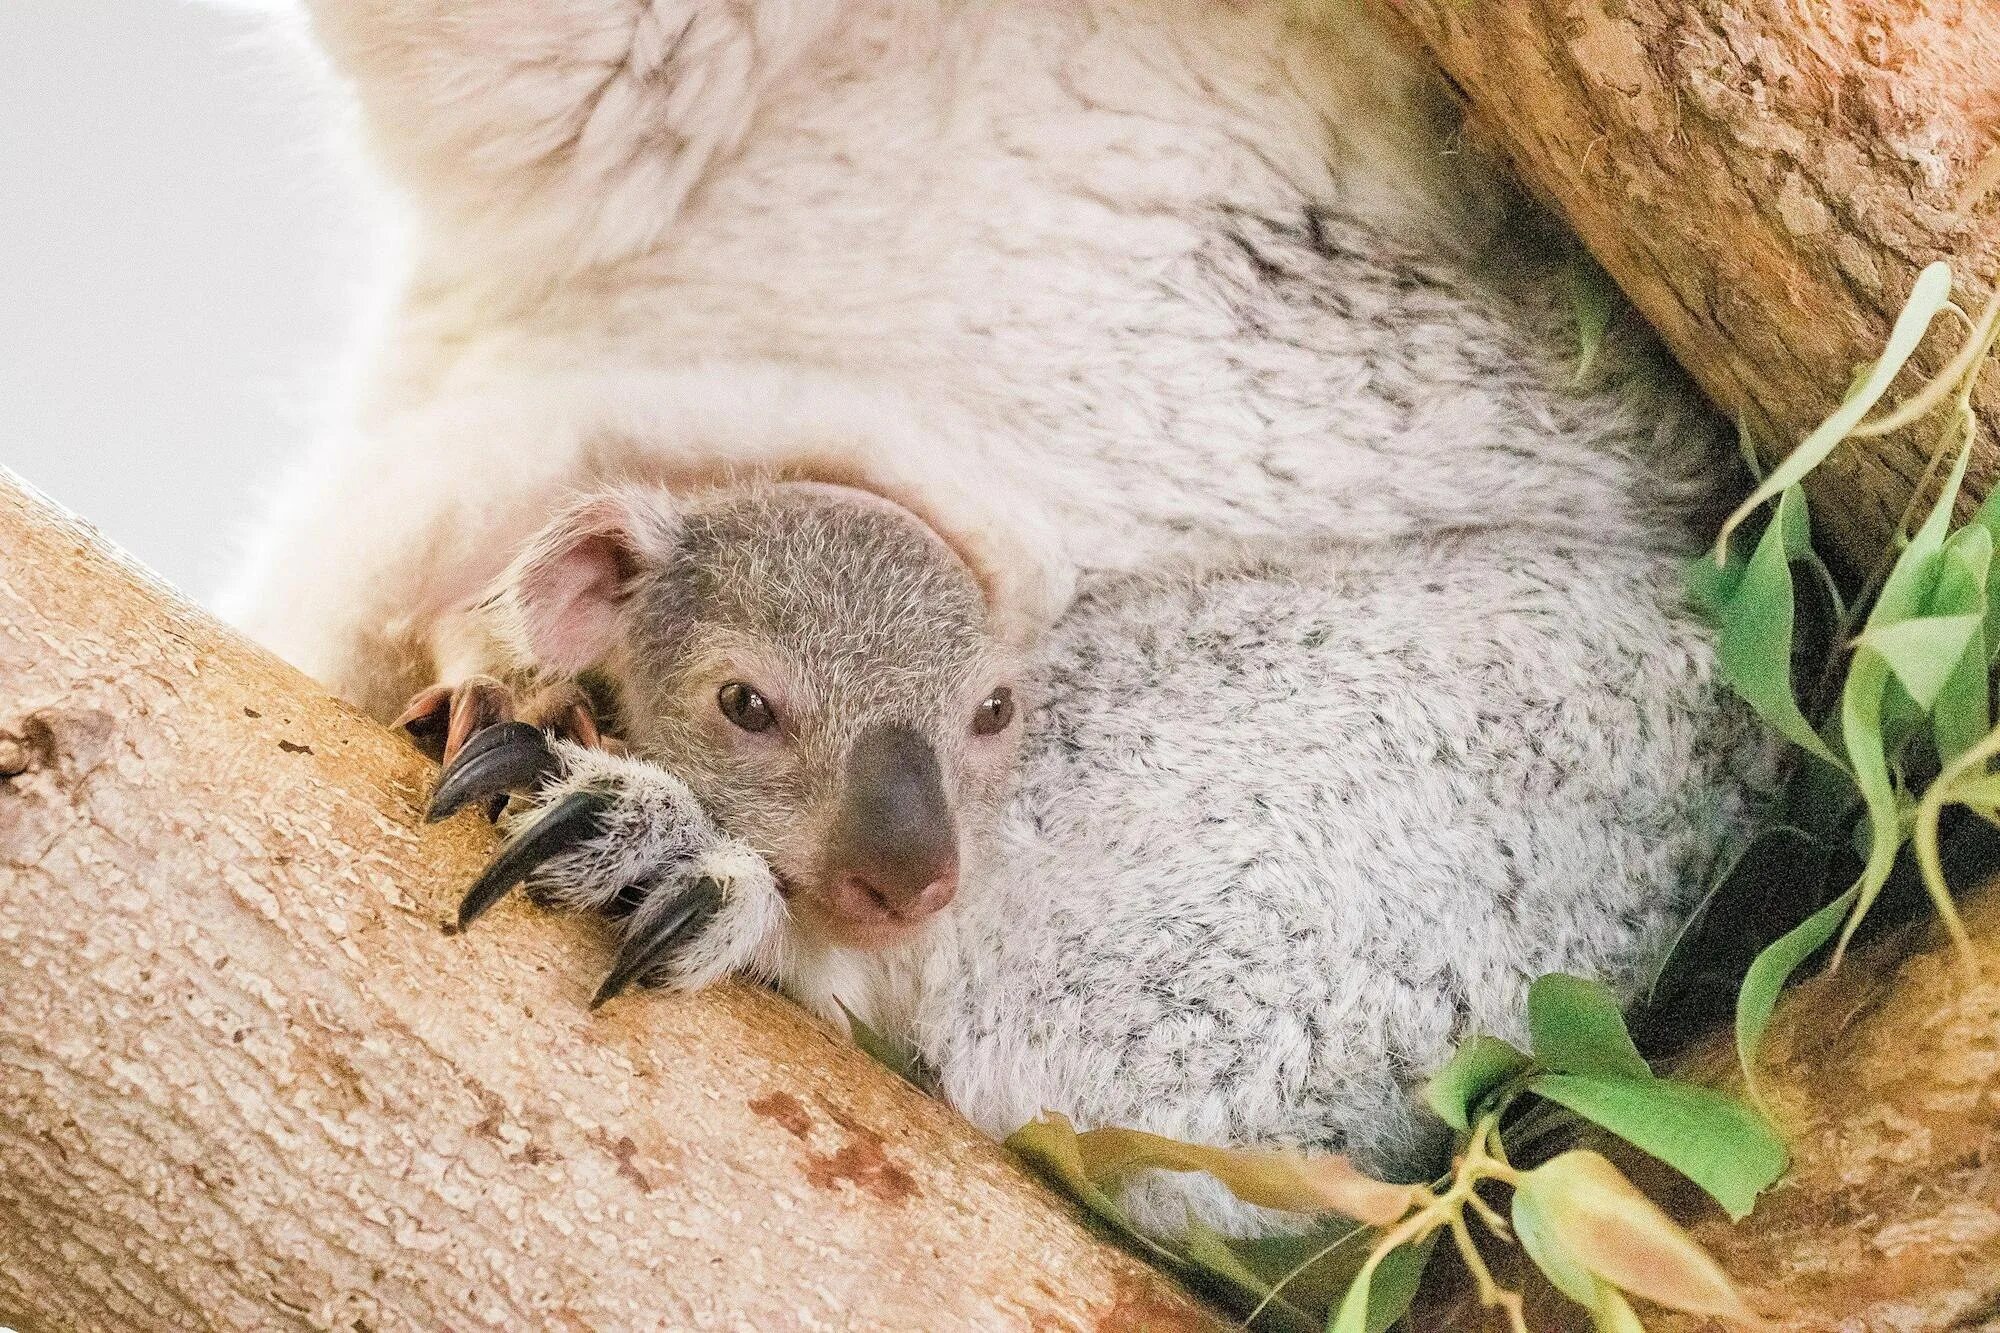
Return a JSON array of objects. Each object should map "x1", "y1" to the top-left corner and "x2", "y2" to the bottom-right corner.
[
  {"x1": 301, "y1": 0, "x2": 839, "y2": 263},
  {"x1": 432, "y1": 730, "x2": 784, "y2": 1001}
]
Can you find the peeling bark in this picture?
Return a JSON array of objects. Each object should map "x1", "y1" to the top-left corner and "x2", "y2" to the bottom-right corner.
[
  {"x1": 1374, "y1": 0, "x2": 2000, "y2": 570},
  {"x1": 0, "y1": 473, "x2": 1219, "y2": 1332}
]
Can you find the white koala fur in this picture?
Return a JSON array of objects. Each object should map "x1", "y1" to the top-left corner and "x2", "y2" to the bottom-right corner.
[{"x1": 228, "y1": 0, "x2": 1766, "y2": 1233}]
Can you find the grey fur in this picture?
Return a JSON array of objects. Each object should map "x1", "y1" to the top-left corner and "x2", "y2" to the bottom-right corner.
[
  {"x1": 925, "y1": 529, "x2": 1767, "y2": 1235},
  {"x1": 240, "y1": 0, "x2": 1777, "y2": 1241}
]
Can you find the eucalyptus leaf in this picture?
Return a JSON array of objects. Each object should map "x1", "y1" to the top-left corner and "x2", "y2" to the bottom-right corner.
[
  {"x1": 1423, "y1": 1036, "x2": 1531, "y2": 1132},
  {"x1": 1927, "y1": 525, "x2": 1993, "y2": 764},
  {"x1": 1512, "y1": 1172, "x2": 1598, "y2": 1306},
  {"x1": 1836, "y1": 650, "x2": 1905, "y2": 965},
  {"x1": 1525, "y1": 1075, "x2": 1787, "y2": 1220},
  {"x1": 836, "y1": 1000, "x2": 930, "y2": 1089},
  {"x1": 1712, "y1": 261, "x2": 1954, "y2": 560},
  {"x1": 1736, "y1": 888, "x2": 1856, "y2": 1096},
  {"x1": 1527, "y1": 975, "x2": 1652, "y2": 1080},
  {"x1": 1359, "y1": 1236, "x2": 1435, "y2": 1333},
  {"x1": 1179, "y1": 1221, "x2": 1284, "y2": 1307},
  {"x1": 1518, "y1": 1150, "x2": 1763, "y2": 1323},
  {"x1": 1711, "y1": 486, "x2": 1846, "y2": 770},
  {"x1": 1567, "y1": 254, "x2": 1617, "y2": 382},
  {"x1": 1852, "y1": 612, "x2": 1985, "y2": 710}
]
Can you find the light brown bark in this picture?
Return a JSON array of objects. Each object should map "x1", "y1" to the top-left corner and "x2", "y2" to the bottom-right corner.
[
  {"x1": 0, "y1": 472, "x2": 1219, "y2": 1332},
  {"x1": 1373, "y1": 0, "x2": 2000, "y2": 570}
]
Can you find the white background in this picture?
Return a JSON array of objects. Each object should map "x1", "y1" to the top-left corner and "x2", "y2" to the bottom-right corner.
[{"x1": 1, "y1": 2, "x2": 365, "y2": 604}]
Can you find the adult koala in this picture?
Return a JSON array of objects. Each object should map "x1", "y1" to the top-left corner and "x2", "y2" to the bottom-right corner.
[{"x1": 228, "y1": 0, "x2": 1764, "y2": 1233}]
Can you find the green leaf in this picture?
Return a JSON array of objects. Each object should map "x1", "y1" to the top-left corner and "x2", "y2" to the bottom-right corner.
[
  {"x1": 1567, "y1": 254, "x2": 1617, "y2": 382},
  {"x1": 1525, "y1": 1075, "x2": 1788, "y2": 1220},
  {"x1": 1423, "y1": 1036, "x2": 1531, "y2": 1132},
  {"x1": 1513, "y1": 1175, "x2": 1598, "y2": 1306},
  {"x1": 1684, "y1": 549, "x2": 1745, "y2": 618},
  {"x1": 1324, "y1": 1237, "x2": 1433, "y2": 1333},
  {"x1": 836, "y1": 1000, "x2": 929, "y2": 1088},
  {"x1": 1179, "y1": 1221, "x2": 1286, "y2": 1308},
  {"x1": 1736, "y1": 886, "x2": 1859, "y2": 1085},
  {"x1": 1929, "y1": 525, "x2": 1993, "y2": 765},
  {"x1": 1527, "y1": 975, "x2": 1652, "y2": 1080},
  {"x1": 1712, "y1": 262, "x2": 1955, "y2": 561},
  {"x1": 1360, "y1": 1236, "x2": 1434, "y2": 1333},
  {"x1": 1005, "y1": 1114, "x2": 1188, "y2": 1273},
  {"x1": 1327, "y1": 1259, "x2": 1373, "y2": 1333},
  {"x1": 1836, "y1": 649, "x2": 1905, "y2": 965},
  {"x1": 1711, "y1": 486, "x2": 1847, "y2": 770},
  {"x1": 1853, "y1": 612, "x2": 1985, "y2": 710}
]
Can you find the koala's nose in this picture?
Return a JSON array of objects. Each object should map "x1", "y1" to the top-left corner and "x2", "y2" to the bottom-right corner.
[
  {"x1": 826, "y1": 863, "x2": 959, "y2": 924},
  {"x1": 822, "y1": 724, "x2": 960, "y2": 928}
]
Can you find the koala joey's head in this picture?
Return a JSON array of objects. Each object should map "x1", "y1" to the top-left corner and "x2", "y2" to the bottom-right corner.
[{"x1": 497, "y1": 481, "x2": 1022, "y2": 950}]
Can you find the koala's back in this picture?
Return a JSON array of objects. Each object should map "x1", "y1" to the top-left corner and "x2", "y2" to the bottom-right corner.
[{"x1": 922, "y1": 528, "x2": 1768, "y2": 1234}]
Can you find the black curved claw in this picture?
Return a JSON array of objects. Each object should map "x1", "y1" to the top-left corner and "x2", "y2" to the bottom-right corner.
[
  {"x1": 427, "y1": 721, "x2": 560, "y2": 823},
  {"x1": 590, "y1": 876, "x2": 725, "y2": 1009},
  {"x1": 457, "y1": 788, "x2": 616, "y2": 930}
]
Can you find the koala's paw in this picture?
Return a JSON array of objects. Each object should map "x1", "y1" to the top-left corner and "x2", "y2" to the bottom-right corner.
[{"x1": 430, "y1": 726, "x2": 784, "y2": 1004}]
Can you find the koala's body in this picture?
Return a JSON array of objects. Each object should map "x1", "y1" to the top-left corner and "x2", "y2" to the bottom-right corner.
[{"x1": 230, "y1": 0, "x2": 1766, "y2": 1234}]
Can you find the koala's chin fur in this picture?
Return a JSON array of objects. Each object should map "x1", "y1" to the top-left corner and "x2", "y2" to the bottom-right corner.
[{"x1": 229, "y1": 0, "x2": 1771, "y2": 1235}]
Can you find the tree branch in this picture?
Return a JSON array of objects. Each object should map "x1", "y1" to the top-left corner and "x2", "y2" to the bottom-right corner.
[
  {"x1": 0, "y1": 472, "x2": 1218, "y2": 1331},
  {"x1": 1374, "y1": 0, "x2": 2000, "y2": 570}
]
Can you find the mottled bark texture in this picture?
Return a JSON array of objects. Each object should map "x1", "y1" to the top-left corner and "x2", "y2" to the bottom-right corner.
[
  {"x1": 1374, "y1": 0, "x2": 2000, "y2": 570},
  {"x1": 0, "y1": 473, "x2": 1219, "y2": 1332}
]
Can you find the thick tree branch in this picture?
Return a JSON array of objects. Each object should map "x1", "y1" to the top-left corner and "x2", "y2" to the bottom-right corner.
[
  {"x1": 1374, "y1": 0, "x2": 2000, "y2": 570},
  {"x1": 0, "y1": 473, "x2": 1218, "y2": 1331}
]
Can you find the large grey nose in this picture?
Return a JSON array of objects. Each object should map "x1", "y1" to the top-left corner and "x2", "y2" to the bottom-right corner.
[{"x1": 821, "y1": 724, "x2": 959, "y2": 925}]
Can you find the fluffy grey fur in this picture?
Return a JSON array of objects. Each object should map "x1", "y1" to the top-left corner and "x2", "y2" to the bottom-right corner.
[
  {"x1": 236, "y1": 0, "x2": 1774, "y2": 1240},
  {"x1": 925, "y1": 530, "x2": 1766, "y2": 1235}
]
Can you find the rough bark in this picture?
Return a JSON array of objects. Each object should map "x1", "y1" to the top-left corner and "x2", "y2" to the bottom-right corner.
[
  {"x1": 0, "y1": 472, "x2": 1219, "y2": 1333},
  {"x1": 1373, "y1": 0, "x2": 2000, "y2": 570}
]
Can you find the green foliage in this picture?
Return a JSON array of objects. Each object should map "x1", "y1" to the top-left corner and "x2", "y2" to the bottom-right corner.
[
  {"x1": 1423, "y1": 1036, "x2": 1531, "y2": 1132},
  {"x1": 1525, "y1": 1076, "x2": 1786, "y2": 1221},
  {"x1": 1526, "y1": 975, "x2": 1652, "y2": 1080},
  {"x1": 1565, "y1": 252, "x2": 1619, "y2": 383},
  {"x1": 1693, "y1": 261, "x2": 2000, "y2": 1086}
]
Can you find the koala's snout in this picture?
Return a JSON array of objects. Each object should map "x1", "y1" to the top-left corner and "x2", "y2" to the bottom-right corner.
[{"x1": 818, "y1": 724, "x2": 960, "y2": 941}]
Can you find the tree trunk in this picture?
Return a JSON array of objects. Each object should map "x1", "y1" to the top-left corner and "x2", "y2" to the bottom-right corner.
[
  {"x1": 0, "y1": 473, "x2": 1219, "y2": 1332},
  {"x1": 1372, "y1": 0, "x2": 2000, "y2": 571}
]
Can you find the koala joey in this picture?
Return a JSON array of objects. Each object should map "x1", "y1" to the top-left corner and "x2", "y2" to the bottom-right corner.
[
  {"x1": 225, "y1": 0, "x2": 1771, "y2": 1236},
  {"x1": 422, "y1": 481, "x2": 1022, "y2": 999},
  {"x1": 429, "y1": 477, "x2": 1763, "y2": 1237}
]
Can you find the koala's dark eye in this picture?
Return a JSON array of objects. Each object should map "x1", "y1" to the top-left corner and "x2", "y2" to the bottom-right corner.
[
  {"x1": 972, "y1": 686, "x2": 1016, "y2": 736},
  {"x1": 718, "y1": 682, "x2": 777, "y2": 733}
]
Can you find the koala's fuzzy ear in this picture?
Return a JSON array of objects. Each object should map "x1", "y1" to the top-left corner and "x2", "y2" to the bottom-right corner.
[{"x1": 491, "y1": 489, "x2": 680, "y2": 675}]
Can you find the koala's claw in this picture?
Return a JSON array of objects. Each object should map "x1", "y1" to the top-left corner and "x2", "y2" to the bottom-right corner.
[
  {"x1": 455, "y1": 786, "x2": 617, "y2": 929},
  {"x1": 427, "y1": 721, "x2": 562, "y2": 823},
  {"x1": 591, "y1": 875, "x2": 726, "y2": 1009},
  {"x1": 440, "y1": 741, "x2": 784, "y2": 999}
]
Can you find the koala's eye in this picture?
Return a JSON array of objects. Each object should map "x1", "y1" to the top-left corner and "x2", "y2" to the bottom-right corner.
[
  {"x1": 972, "y1": 686, "x2": 1016, "y2": 737},
  {"x1": 718, "y1": 682, "x2": 777, "y2": 733}
]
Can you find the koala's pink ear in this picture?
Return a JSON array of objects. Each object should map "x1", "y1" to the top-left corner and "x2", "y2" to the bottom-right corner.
[{"x1": 496, "y1": 490, "x2": 678, "y2": 675}]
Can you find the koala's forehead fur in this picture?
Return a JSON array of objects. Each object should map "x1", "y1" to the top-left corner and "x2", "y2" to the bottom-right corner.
[{"x1": 629, "y1": 486, "x2": 1001, "y2": 724}]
